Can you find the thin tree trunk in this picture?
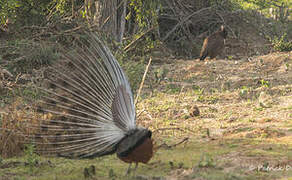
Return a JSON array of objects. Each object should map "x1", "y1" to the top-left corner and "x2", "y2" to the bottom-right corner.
[
  {"x1": 116, "y1": 0, "x2": 127, "y2": 43},
  {"x1": 71, "y1": 0, "x2": 74, "y2": 17},
  {"x1": 84, "y1": 0, "x2": 127, "y2": 42},
  {"x1": 89, "y1": 0, "x2": 126, "y2": 42}
]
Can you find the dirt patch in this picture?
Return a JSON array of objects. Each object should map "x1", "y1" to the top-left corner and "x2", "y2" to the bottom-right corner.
[{"x1": 148, "y1": 51, "x2": 292, "y2": 93}]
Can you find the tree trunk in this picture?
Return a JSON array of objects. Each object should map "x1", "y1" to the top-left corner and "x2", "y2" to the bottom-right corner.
[
  {"x1": 85, "y1": 0, "x2": 127, "y2": 43},
  {"x1": 116, "y1": 0, "x2": 127, "y2": 43}
]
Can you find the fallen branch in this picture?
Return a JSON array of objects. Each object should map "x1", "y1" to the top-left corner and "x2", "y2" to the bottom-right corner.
[
  {"x1": 63, "y1": 26, "x2": 82, "y2": 34},
  {"x1": 20, "y1": 25, "x2": 49, "y2": 30},
  {"x1": 153, "y1": 127, "x2": 186, "y2": 133},
  {"x1": 156, "y1": 137, "x2": 189, "y2": 150},
  {"x1": 153, "y1": 127, "x2": 197, "y2": 134}
]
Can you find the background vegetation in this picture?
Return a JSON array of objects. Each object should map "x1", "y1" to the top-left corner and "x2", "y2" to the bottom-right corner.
[{"x1": 0, "y1": 0, "x2": 291, "y2": 179}]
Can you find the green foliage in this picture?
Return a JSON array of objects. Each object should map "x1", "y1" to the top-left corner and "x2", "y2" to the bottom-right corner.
[
  {"x1": 0, "y1": 0, "x2": 19, "y2": 24},
  {"x1": 52, "y1": 0, "x2": 71, "y2": 15},
  {"x1": 0, "y1": 0, "x2": 82, "y2": 25},
  {"x1": 6, "y1": 41, "x2": 59, "y2": 73},
  {"x1": 125, "y1": 0, "x2": 161, "y2": 54},
  {"x1": 0, "y1": 0, "x2": 51, "y2": 25},
  {"x1": 259, "y1": 79, "x2": 270, "y2": 88},
  {"x1": 231, "y1": 0, "x2": 291, "y2": 22},
  {"x1": 227, "y1": 55, "x2": 234, "y2": 60},
  {"x1": 128, "y1": 0, "x2": 160, "y2": 30},
  {"x1": 195, "y1": 88, "x2": 219, "y2": 104},
  {"x1": 108, "y1": 168, "x2": 116, "y2": 178},
  {"x1": 166, "y1": 84, "x2": 181, "y2": 94},
  {"x1": 24, "y1": 144, "x2": 39, "y2": 173},
  {"x1": 239, "y1": 86, "x2": 249, "y2": 98},
  {"x1": 271, "y1": 33, "x2": 292, "y2": 52},
  {"x1": 14, "y1": 86, "x2": 41, "y2": 100},
  {"x1": 49, "y1": 0, "x2": 83, "y2": 17},
  {"x1": 154, "y1": 67, "x2": 168, "y2": 84},
  {"x1": 121, "y1": 59, "x2": 145, "y2": 94},
  {"x1": 0, "y1": 109, "x2": 2, "y2": 124},
  {"x1": 232, "y1": 0, "x2": 291, "y2": 10},
  {"x1": 198, "y1": 153, "x2": 216, "y2": 168},
  {"x1": 194, "y1": 87, "x2": 219, "y2": 104}
]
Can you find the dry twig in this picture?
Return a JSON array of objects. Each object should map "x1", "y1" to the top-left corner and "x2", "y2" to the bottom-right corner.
[
  {"x1": 135, "y1": 57, "x2": 152, "y2": 105},
  {"x1": 156, "y1": 137, "x2": 189, "y2": 150},
  {"x1": 123, "y1": 26, "x2": 157, "y2": 52},
  {"x1": 162, "y1": 7, "x2": 212, "y2": 41}
]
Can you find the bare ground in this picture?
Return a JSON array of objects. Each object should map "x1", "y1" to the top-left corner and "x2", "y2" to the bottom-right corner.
[{"x1": 136, "y1": 51, "x2": 292, "y2": 180}]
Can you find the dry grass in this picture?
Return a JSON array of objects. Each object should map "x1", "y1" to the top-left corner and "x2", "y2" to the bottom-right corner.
[
  {"x1": 135, "y1": 51, "x2": 292, "y2": 179},
  {"x1": 0, "y1": 98, "x2": 44, "y2": 158}
]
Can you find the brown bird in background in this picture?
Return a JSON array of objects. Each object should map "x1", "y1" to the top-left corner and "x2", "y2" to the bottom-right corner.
[{"x1": 199, "y1": 25, "x2": 228, "y2": 61}]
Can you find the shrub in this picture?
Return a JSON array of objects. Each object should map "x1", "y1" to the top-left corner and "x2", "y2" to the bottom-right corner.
[
  {"x1": 271, "y1": 33, "x2": 292, "y2": 52},
  {"x1": 122, "y1": 60, "x2": 146, "y2": 94},
  {"x1": 7, "y1": 41, "x2": 59, "y2": 74}
]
